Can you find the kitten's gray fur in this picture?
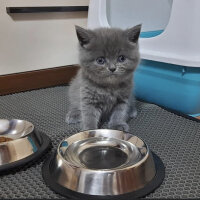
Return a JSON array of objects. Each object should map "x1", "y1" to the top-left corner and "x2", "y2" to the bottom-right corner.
[{"x1": 66, "y1": 25, "x2": 141, "y2": 132}]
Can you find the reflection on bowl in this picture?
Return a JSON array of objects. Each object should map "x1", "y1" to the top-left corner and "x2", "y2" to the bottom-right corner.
[
  {"x1": 0, "y1": 119, "x2": 34, "y2": 140},
  {"x1": 0, "y1": 119, "x2": 41, "y2": 166}
]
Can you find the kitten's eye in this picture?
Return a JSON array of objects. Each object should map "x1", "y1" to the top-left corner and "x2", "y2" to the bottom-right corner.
[
  {"x1": 96, "y1": 57, "x2": 106, "y2": 65},
  {"x1": 117, "y1": 55, "x2": 126, "y2": 63}
]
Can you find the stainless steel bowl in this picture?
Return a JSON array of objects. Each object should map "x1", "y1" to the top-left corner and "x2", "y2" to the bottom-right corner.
[
  {"x1": 43, "y1": 129, "x2": 164, "y2": 198},
  {"x1": 0, "y1": 119, "x2": 51, "y2": 170}
]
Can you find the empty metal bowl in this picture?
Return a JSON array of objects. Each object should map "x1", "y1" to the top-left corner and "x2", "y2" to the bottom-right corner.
[
  {"x1": 42, "y1": 129, "x2": 165, "y2": 199},
  {"x1": 0, "y1": 119, "x2": 51, "y2": 172}
]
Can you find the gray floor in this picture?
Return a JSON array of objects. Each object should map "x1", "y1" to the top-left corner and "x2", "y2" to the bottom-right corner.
[{"x1": 0, "y1": 86, "x2": 200, "y2": 199}]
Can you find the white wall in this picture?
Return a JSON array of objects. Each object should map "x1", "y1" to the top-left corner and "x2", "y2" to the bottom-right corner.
[
  {"x1": 0, "y1": 0, "x2": 89, "y2": 75},
  {"x1": 106, "y1": 0, "x2": 173, "y2": 31}
]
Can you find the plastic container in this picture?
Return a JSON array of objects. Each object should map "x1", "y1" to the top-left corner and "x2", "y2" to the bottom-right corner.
[{"x1": 134, "y1": 60, "x2": 200, "y2": 116}]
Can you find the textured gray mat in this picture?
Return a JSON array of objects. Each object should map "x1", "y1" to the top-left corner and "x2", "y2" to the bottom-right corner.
[{"x1": 0, "y1": 86, "x2": 200, "y2": 199}]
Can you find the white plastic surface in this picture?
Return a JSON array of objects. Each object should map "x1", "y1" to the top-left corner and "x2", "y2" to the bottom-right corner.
[
  {"x1": 88, "y1": 0, "x2": 109, "y2": 28},
  {"x1": 88, "y1": 0, "x2": 200, "y2": 67},
  {"x1": 106, "y1": 0, "x2": 172, "y2": 31}
]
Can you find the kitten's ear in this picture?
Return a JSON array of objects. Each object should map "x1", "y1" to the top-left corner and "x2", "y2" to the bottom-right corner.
[
  {"x1": 75, "y1": 25, "x2": 94, "y2": 47},
  {"x1": 125, "y1": 24, "x2": 142, "y2": 43}
]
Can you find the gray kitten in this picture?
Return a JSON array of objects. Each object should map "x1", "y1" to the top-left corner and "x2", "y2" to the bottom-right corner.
[{"x1": 66, "y1": 25, "x2": 141, "y2": 132}]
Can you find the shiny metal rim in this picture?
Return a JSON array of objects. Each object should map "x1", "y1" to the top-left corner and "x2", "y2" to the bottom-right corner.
[
  {"x1": 49, "y1": 129, "x2": 156, "y2": 195},
  {"x1": 0, "y1": 119, "x2": 34, "y2": 141},
  {"x1": 58, "y1": 129, "x2": 149, "y2": 171},
  {"x1": 0, "y1": 119, "x2": 43, "y2": 166}
]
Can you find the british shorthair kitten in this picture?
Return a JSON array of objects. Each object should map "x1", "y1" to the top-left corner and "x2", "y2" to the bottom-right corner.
[{"x1": 66, "y1": 25, "x2": 141, "y2": 132}]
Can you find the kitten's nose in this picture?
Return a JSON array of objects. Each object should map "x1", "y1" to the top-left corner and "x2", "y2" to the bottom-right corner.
[{"x1": 109, "y1": 68, "x2": 116, "y2": 72}]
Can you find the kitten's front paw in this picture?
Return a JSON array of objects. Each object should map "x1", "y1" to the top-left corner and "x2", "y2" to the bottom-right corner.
[
  {"x1": 65, "y1": 110, "x2": 81, "y2": 124},
  {"x1": 108, "y1": 122, "x2": 129, "y2": 132},
  {"x1": 129, "y1": 109, "x2": 137, "y2": 118}
]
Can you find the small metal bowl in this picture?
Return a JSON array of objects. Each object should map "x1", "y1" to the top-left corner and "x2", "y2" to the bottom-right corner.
[
  {"x1": 42, "y1": 129, "x2": 165, "y2": 199},
  {"x1": 0, "y1": 119, "x2": 51, "y2": 172}
]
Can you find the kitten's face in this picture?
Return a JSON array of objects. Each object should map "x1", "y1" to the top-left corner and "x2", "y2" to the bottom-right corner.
[{"x1": 76, "y1": 25, "x2": 141, "y2": 84}]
